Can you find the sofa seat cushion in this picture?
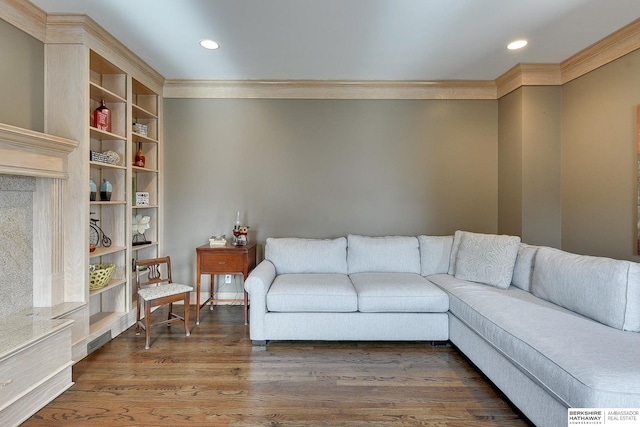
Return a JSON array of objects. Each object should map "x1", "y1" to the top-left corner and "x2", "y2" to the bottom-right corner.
[
  {"x1": 350, "y1": 273, "x2": 449, "y2": 313},
  {"x1": 266, "y1": 274, "x2": 357, "y2": 312},
  {"x1": 428, "y1": 273, "x2": 640, "y2": 408}
]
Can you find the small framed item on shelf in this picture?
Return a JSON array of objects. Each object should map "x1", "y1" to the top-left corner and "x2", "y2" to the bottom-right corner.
[
  {"x1": 135, "y1": 192, "x2": 149, "y2": 206},
  {"x1": 132, "y1": 122, "x2": 148, "y2": 136}
]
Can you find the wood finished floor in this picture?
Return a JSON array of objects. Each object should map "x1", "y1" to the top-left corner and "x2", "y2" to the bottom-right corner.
[{"x1": 24, "y1": 306, "x2": 530, "y2": 426}]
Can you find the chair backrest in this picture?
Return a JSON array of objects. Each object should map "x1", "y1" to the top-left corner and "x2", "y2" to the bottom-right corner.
[{"x1": 135, "y1": 256, "x2": 173, "y2": 291}]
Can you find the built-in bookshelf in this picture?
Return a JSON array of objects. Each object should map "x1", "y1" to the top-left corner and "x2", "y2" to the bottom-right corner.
[{"x1": 44, "y1": 20, "x2": 164, "y2": 359}]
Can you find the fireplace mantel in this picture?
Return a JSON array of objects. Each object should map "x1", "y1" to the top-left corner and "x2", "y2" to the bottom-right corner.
[{"x1": 0, "y1": 122, "x2": 78, "y2": 179}]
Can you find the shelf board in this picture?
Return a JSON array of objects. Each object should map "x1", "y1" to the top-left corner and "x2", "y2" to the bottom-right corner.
[
  {"x1": 133, "y1": 104, "x2": 158, "y2": 120},
  {"x1": 90, "y1": 126, "x2": 126, "y2": 141},
  {"x1": 132, "y1": 204, "x2": 158, "y2": 209},
  {"x1": 132, "y1": 165, "x2": 158, "y2": 173},
  {"x1": 90, "y1": 50, "x2": 125, "y2": 75},
  {"x1": 89, "y1": 311, "x2": 126, "y2": 337},
  {"x1": 90, "y1": 160, "x2": 126, "y2": 170},
  {"x1": 89, "y1": 278, "x2": 126, "y2": 297},
  {"x1": 90, "y1": 200, "x2": 127, "y2": 206},
  {"x1": 90, "y1": 245, "x2": 126, "y2": 258},
  {"x1": 131, "y1": 242, "x2": 158, "y2": 251},
  {"x1": 132, "y1": 132, "x2": 158, "y2": 144},
  {"x1": 132, "y1": 78, "x2": 156, "y2": 95},
  {"x1": 89, "y1": 82, "x2": 126, "y2": 104}
]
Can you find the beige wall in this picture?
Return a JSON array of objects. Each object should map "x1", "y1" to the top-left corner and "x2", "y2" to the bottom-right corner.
[
  {"x1": 562, "y1": 49, "x2": 640, "y2": 261},
  {"x1": 0, "y1": 18, "x2": 43, "y2": 131},
  {"x1": 498, "y1": 86, "x2": 562, "y2": 248},
  {"x1": 164, "y1": 98, "x2": 498, "y2": 282},
  {"x1": 498, "y1": 88, "x2": 523, "y2": 237}
]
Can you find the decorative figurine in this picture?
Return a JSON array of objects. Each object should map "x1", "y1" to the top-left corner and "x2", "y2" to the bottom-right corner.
[{"x1": 233, "y1": 225, "x2": 250, "y2": 246}]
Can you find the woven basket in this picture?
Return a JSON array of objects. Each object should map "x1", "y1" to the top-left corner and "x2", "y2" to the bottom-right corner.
[{"x1": 89, "y1": 263, "x2": 115, "y2": 291}]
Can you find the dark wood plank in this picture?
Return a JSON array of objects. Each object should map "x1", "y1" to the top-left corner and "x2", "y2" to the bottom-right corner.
[{"x1": 23, "y1": 306, "x2": 530, "y2": 426}]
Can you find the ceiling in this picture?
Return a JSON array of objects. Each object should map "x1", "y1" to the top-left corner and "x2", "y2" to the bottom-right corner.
[{"x1": 29, "y1": 0, "x2": 640, "y2": 81}]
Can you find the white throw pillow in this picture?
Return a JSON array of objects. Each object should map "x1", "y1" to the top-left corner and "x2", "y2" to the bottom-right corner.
[{"x1": 452, "y1": 231, "x2": 521, "y2": 289}]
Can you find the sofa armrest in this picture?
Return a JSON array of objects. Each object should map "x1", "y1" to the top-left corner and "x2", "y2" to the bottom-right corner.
[
  {"x1": 244, "y1": 260, "x2": 276, "y2": 342},
  {"x1": 244, "y1": 260, "x2": 276, "y2": 297}
]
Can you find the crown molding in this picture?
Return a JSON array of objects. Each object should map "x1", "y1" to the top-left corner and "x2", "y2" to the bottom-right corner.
[
  {"x1": 3, "y1": 0, "x2": 640, "y2": 100},
  {"x1": 44, "y1": 13, "x2": 165, "y2": 93},
  {"x1": 495, "y1": 64, "x2": 562, "y2": 98},
  {"x1": 495, "y1": 17, "x2": 640, "y2": 97},
  {"x1": 0, "y1": 0, "x2": 46, "y2": 41},
  {"x1": 561, "y1": 17, "x2": 640, "y2": 84},
  {"x1": 163, "y1": 79, "x2": 497, "y2": 100}
]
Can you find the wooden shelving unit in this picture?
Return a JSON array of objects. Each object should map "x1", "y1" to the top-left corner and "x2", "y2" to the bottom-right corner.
[{"x1": 44, "y1": 25, "x2": 164, "y2": 359}]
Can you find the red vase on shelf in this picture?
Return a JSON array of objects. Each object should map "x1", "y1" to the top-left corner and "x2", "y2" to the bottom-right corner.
[
  {"x1": 135, "y1": 142, "x2": 145, "y2": 168},
  {"x1": 93, "y1": 99, "x2": 111, "y2": 132}
]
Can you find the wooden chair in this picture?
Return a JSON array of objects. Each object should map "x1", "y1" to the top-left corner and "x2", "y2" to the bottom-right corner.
[{"x1": 135, "y1": 256, "x2": 193, "y2": 349}]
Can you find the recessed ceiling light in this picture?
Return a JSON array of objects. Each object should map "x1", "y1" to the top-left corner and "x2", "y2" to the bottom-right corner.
[
  {"x1": 200, "y1": 39, "x2": 219, "y2": 50},
  {"x1": 507, "y1": 40, "x2": 528, "y2": 50}
]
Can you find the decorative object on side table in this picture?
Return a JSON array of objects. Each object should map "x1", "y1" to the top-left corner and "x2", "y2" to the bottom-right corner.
[
  {"x1": 209, "y1": 235, "x2": 227, "y2": 247},
  {"x1": 233, "y1": 226, "x2": 250, "y2": 246},
  {"x1": 132, "y1": 214, "x2": 151, "y2": 245},
  {"x1": 100, "y1": 179, "x2": 112, "y2": 201},
  {"x1": 232, "y1": 211, "x2": 250, "y2": 246}
]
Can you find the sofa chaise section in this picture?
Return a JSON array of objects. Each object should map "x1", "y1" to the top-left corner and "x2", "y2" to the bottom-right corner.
[{"x1": 428, "y1": 232, "x2": 640, "y2": 426}]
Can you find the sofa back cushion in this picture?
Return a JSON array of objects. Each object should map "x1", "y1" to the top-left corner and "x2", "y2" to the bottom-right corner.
[
  {"x1": 531, "y1": 247, "x2": 640, "y2": 332},
  {"x1": 510, "y1": 243, "x2": 539, "y2": 292},
  {"x1": 265, "y1": 237, "x2": 348, "y2": 274},
  {"x1": 448, "y1": 230, "x2": 521, "y2": 289},
  {"x1": 418, "y1": 235, "x2": 453, "y2": 276},
  {"x1": 347, "y1": 235, "x2": 420, "y2": 274}
]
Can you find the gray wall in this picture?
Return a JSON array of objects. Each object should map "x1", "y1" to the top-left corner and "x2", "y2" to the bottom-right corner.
[
  {"x1": 0, "y1": 18, "x2": 43, "y2": 131},
  {"x1": 561, "y1": 49, "x2": 640, "y2": 261},
  {"x1": 164, "y1": 98, "x2": 498, "y2": 283},
  {"x1": 498, "y1": 86, "x2": 561, "y2": 248}
]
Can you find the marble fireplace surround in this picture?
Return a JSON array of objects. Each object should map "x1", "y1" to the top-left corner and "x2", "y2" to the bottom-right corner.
[{"x1": 0, "y1": 123, "x2": 77, "y2": 317}]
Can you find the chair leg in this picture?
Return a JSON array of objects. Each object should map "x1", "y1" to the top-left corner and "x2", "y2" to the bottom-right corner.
[
  {"x1": 167, "y1": 302, "x2": 173, "y2": 326},
  {"x1": 136, "y1": 298, "x2": 142, "y2": 335},
  {"x1": 145, "y1": 302, "x2": 152, "y2": 349},
  {"x1": 184, "y1": 292, "x2": 190, "y2": 336}
]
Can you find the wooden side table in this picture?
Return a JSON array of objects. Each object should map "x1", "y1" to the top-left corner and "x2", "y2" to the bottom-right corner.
[{"x1": 195, "y1": 242, "x2": 257, "y2": 325}]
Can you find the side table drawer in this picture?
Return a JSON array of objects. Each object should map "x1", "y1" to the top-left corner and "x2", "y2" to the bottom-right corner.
[{"x1": 201, "y1": 253, "x2": 243, "y2": 273}]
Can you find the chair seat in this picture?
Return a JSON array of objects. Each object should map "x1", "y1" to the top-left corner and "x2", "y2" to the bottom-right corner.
[{"x1": 138, "y1": 283, "x2": 193, "y2": 301}]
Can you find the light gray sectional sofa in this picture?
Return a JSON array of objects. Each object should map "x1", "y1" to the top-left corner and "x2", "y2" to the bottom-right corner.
[{"x1": 244, "y1": 231, "x2": 640, "y2": 427}]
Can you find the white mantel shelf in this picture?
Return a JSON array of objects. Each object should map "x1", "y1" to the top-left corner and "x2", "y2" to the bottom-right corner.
[{"x1": 0, "y1": 122, "x2": 78, "y2": 179}]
